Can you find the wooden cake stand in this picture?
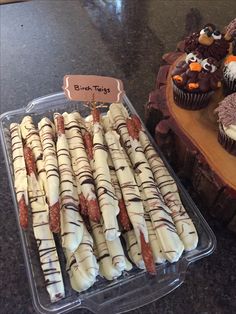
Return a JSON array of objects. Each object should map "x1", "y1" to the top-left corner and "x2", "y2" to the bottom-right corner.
[{"x1": 145, "y1": 49, "x2": 236, "y2": 233}]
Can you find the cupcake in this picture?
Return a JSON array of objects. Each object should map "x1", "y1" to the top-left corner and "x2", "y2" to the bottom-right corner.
[
  {"x1": 222, "y1": 20, "x2": 236, "y2": 95},
  {"x1": 215, "y1": 93, "x2": 236, "y2": 156},
  {"x1": 223, "y1": 54, "x2": 236, "y2": 94},
  {"x1": 184, "y1": 23, "x2": 230, "y2": 61},
  {"x1": 171, "y1": 52, "x2": 222, "y2": 110}
]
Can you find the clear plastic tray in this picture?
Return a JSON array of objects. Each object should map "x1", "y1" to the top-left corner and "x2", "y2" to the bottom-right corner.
[{"x1": 0, "y1": 92, "x2": 216, "y2": 314}]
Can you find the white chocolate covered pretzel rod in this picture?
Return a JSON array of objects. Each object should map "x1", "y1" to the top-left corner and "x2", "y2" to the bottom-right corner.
[
  {"x1": 138, "y1": 186, "x2": 166, "y2": 264},
  {"x1": 90, "y1": 220, "x2": 122, "y2": 280},
  {"x1": 54, "y1": 113, "x2": 84, "y2": 252},
  {"x1": 108, "y1": 104, "x2": 184, "y2": 262},
  {"x1": 20, "y1": 116, "x2": 48, "y2": 195},
  {"x1": 106, "y1": 151, "x2": 132, "y2": 232},
  {"x1": 131, "y1": 115, "x2": 198, "y2": 251},
  {"x1": 24, "y1": 145, "x2": 65, "y2": 303},
  {"x1": 10, "y1": 123, "x2": 28, "y2": 229},
  {"x1": 123, "y1": 230, "x2": 145, "y2": 269},
  {"x1": 65, "y1": 226, "x2": 98, "y2": 292},
  {"x1": 38, "y1": 117, "x2": 60, "y2": 233},
  {"x1": 104, "y1": 127, "x2": 147, "y2": 245},
  {"x1": 62, "y1": 112, "x2": 101, "y2": 223},
  {"x1": 103, "y1": 120, "x2": 156, "y2": 274},
  {"x1": 88, "y1": 107, "x2": 120, "y2": 241},
  {"x1": 144, "y1": 211, "x2": 166, "y2": 264}
]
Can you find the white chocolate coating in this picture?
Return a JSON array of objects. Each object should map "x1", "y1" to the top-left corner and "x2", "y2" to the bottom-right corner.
[
  {"x1": 144, "y1": 213, "x2": 166, "y2": 264},
  {"x1": 140, "y1": 186, "x2": 165, "y2": 264},
  {"x1": 123, "y1": 230, "x2": 145, "y2": 269},
  {"x1": 65, "y1": 226, "x2": 98, "y2": 292},
  {"x1": 10, "y1": 123, "x2": 28, "y2": 205},
  {"x1": 27, "y1": 171, "x2": 64, "y2": 302},
  {"x1": 107, "y1": 153, "x2": 123, "y2": 201},
  {"x1": 108, "y1": 104, "x2": 184, "y2": 262},
  {"x1": 92, "y1": 121, "x2": 120, "y2": 240},
  {"x1": 129, "y1": 136, "x2": 184, "y2": 262},
  {"x1": 20, "y1": 116, "x2": 48, "y2": 194},
  {"x1": 38, "y1": 118, "x2": 59, "y2": 206},
  {"x1": 138, "y1": 127, "x2": 198, "y2": 251},
  {"x1": 90, "y1": 221, "x2": 122, "y2": 280},
  {"x1": 54, "y1": 113, "x2": 84, "y2": 252},
  {"x1": 104, "y1": 229, "x2": 128, "y2": 272},
  {"x1": 63, "y1": 113, "x2": 98, "y2": 206},
  {"x1": 104, "y1": 129, "x2": 148, "y2": 250}
]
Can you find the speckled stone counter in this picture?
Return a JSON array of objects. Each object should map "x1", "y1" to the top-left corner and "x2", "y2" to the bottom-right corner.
[{"x1": 0, "y1": 1, "x2": 236, "y2": 313}]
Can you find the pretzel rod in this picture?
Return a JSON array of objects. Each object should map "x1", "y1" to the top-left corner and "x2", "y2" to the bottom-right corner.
[
  {"x1": 131, "y1": 115, "x2": 198, "y2": 251},
  {"x1": 101, "y1": 219, "x2": 131, "y2": 272},
  {"x1": 74, "y1": 227, "x2": 98, "y2": 280},
  {"x1": 123, "y1": 230, "x2": 145, "y2": 269},
  {"x1": 139, "y1": 187, "x2": 165, "y2": 264},
  {"x1": 126, "y1": 118, "x2": 184, "y2": 262},
  {"x1": 103, "y1": 126, "x2": 148, "y2": 246},
  {"x1": 62, "y1": 112, "x2": 101, "y2": 223},
  {"x1": 10, "y1": 123, "x2": 28, "y2": 229},
  {"x1": 89, "y1": 106, "x2": 120, "y2": 241},
  {"x1": 38, "y1": 117, "x2": 60, "y2": 233},
  {"x1": 107, "y1": 152, "x2": 132, "y2": 231},
  {"x1": 68, "y1": 125, "x2": 89, "y2": 219},
  {"x1": 20, "y1": 116, "x2": 48, "y2": 194},
  {"x1": 54, "y1": 113, "x2": 84, "y2": 252},
  {"x1": 106, "y1": 236, "x2": 128, "y2": 272},
  {"x1": 103, "y1": 123, "x2": 158, "y2": 273},
  {"x1": 83, "y1": 130, "x2": 94, "y2": 163},
  {"x1": 84, "y1": 116, "x2": 131, "y2": 234},
  {"x1": 144, "y1": 212, "x2": 165, "y2": 264},
  {"x1": 108, "y1": 104, "x2": 184, "y2": 262},
  {"x1": 90, "y1": 220, "x2": 122, "y2": 280},
  {"x1": 120, "y1": 139, "x2": 164, "y2": 264},
  {"x1": 24, "y1": 145, "x2": 64, "y2": 302},
  {"x1": 65, "y1": 226, "x2": 98, "y2": 292},
  {"x1": 140, "y1": 230, "x2": 156, "y2": 274},
  {"x1": 122, "y1": 130, "x2": 165, "y2": 264},
  {"x1": 75, "y1": 177, "x2": 92, "y2": 233},
  {"x1": 122, "y1": 143, "x2": 163, "y2": 265},
  {"x1": 72, "y1": 111, "x2": 88, "y2": 134},
  {"x1": 103, "y1": 118, "x2": 156, "y2": 274}
]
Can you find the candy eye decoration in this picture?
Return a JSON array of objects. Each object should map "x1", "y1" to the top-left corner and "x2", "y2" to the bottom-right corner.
[
  {"x1": 200, "y1": 27, "x2": 207, "y2": 35},
  {"x1": 200, "y1": 28, "x2": 205, "y2": 35},
  {"x1": 200, "y1": 27, "x2": 213, "y2": 37},
  {"x1": 212, "y1": 30, "x2": 222, "y2": 40},
  {"x1": 186, "y1": 52, "x2": 202, "y2": 64},
  {"x1": 201, "y1": 59, "x2": 217, "y2": 73}
]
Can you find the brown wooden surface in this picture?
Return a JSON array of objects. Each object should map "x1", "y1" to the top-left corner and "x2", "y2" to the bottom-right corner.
[{"x1": 166, "y1": 54, "x2": 236, "y2": 190}]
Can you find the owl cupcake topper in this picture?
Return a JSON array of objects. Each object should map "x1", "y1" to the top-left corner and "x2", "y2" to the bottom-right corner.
[{"x1": 184, "y1": 23, "x2": 230, "y2": 61}]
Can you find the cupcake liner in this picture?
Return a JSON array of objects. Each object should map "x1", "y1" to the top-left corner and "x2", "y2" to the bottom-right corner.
[
  {"x1": 223, "y1": 68, "x2": 236, "y2": 95},
  {"x1": 218, "y1": 123, "x2": 236, "y2": 156},
  {"x1": 172, "y1": 83, "x2": 213, "y2": 110}
]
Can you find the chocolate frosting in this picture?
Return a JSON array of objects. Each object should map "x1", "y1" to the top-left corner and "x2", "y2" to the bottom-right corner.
[
  {"x1": 172, "y1": 58, "x2": 222, "y2": 93},
  {"x1": 215, "y1": 93, "x2": 236, "y2": 127},
  {"x1": 184, "y1": 32, "x2": 229, "y2": 61}
]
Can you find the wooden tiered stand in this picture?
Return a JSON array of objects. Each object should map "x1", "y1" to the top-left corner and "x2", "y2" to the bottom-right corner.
[{"x1": 145, "y1": 46, "x2": 236, "y2": 233}]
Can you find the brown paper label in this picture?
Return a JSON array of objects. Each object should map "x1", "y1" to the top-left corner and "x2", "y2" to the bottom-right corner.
[{"x1": 63, "y1": 75, "x2": 124, "y2": 102}]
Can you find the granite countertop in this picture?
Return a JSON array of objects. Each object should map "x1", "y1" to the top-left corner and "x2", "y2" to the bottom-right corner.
[{"x1": 0, "y1": 1, "x2": 236, "y2": 313}]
